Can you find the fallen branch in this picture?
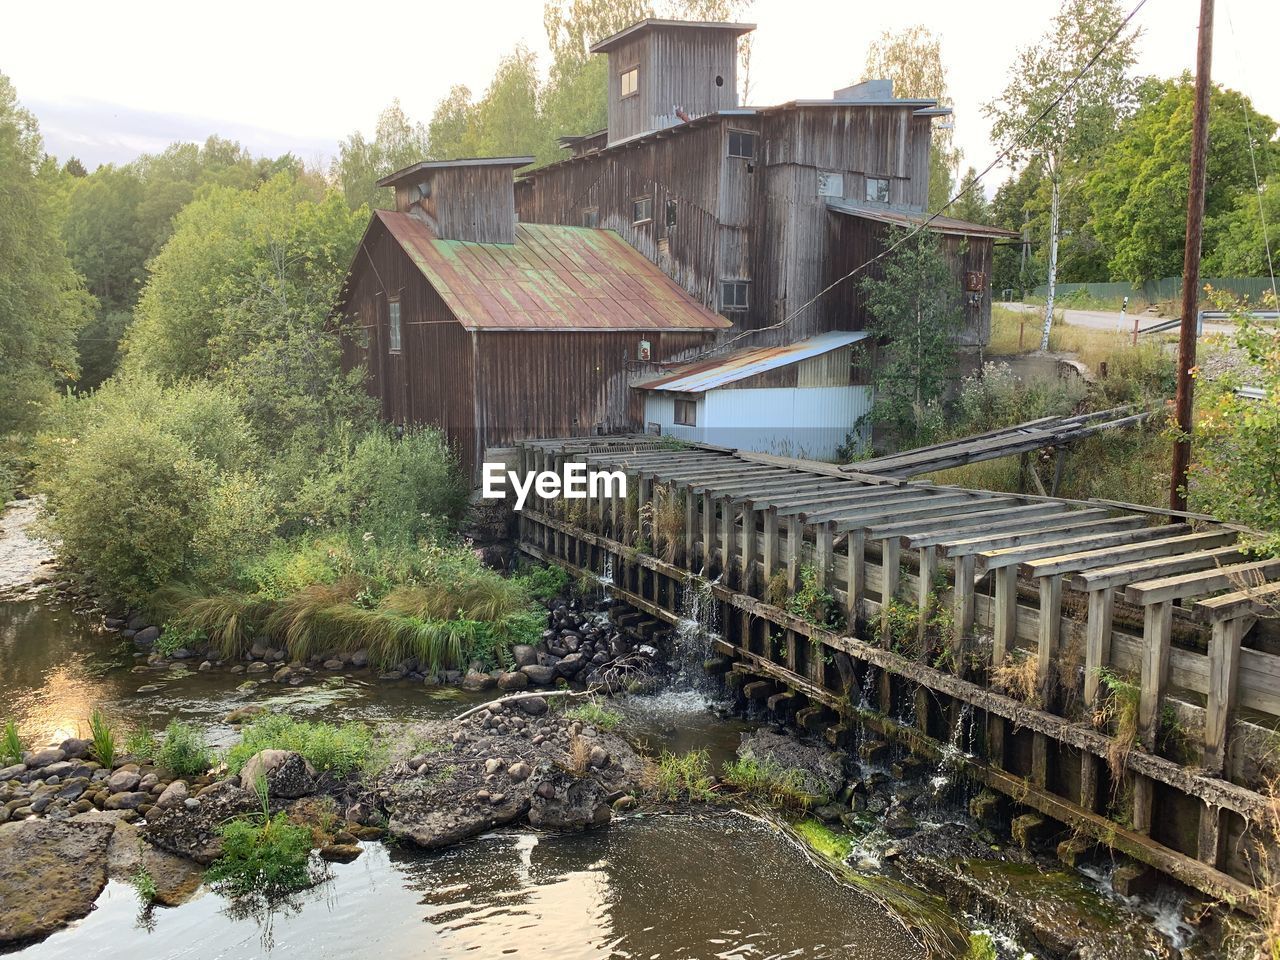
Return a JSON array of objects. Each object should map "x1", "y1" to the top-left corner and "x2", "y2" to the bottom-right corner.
[{"x1": 454, "y1": 689, "x2": 592, "y2": 722}]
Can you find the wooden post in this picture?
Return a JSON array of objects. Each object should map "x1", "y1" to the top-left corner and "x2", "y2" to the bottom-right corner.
[
  {"x1": 786, "y1": 516, "x2": 802, "y2": 593},
  {"x1": 815, "y1": 522, "x2": 833, "y2": 591},
  {"x1": 917, "y1": 546, "x2": 938, "y2": 660},
  {"x1": 1138, "y1": 600, "x2": 1174, "y2": 750},
  {"x1": 879, "y1": 537, "x2": 901, "y2": 646},
  {"x1": 762, "y1": 508, "x2": 780, "y2": 589},
  {"x1": 992, "y1": 566, "x2": 1017, "y2": 668},
  {"x1": 1133, "y1": 775, "x2": 1154, "y2": 836},
  {"x1": 683, "y1": 486, "x2": 696, "y2": 568},
  {"x1": 1031, "y1": 733, "x2": 1049, "y2": 788},
  {"x1": 701, "y1": 490, "x2": 714, "y2": 575},
  {"x1": 741, "y1": 509, "x2": 758, "y2": 595},
  {"x1": 1037, "y1": 575, "x2": 1063, "y2": 707},
  {"x1": 953, "y1": 553, "x2": 976, "y2": 665},
  {"x1": 846, "y1": 530, "x2": 865, "y2": 632},
  {"x1": 1203, "y1": 615, "x2": 1251, "y2": 776},
  {"x1": 1083, "y1": 587, "x2": 1114, "y2": 708},
  {"x1": 638, "y1": 475, "x2": 652, "y2": 549},
  {"x1": 1080, "y1": 753, "x2": 1099, "y2": 813},
  {"x1": 720, "y1": 496, "x2": 737, "y2": 588},
  {"x1": 1197, "y1": 803, "x2": 1221, "y2": 866}
]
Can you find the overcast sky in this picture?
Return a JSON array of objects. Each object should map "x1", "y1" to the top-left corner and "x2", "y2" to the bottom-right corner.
[{"x1": 4, "y1": 0, "x2": 1277, "y2": 190}]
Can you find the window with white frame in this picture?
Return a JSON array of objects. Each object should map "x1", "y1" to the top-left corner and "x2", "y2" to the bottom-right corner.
[
  {"x1": 388, "y1": 298, "x2": 402, "y2": 353},
  {"x1": 620, "y1": 67, "x2": 639, "y2": 98},
  {"x1": 727, "y1": 130, "x2": 757, "y2": 160},
  {"x1": 865, "y1": 177, "x2": 890, "y2": 203},
  {"x1": 720, "y1": 279, "x2": 749, "y2": 313},
  {"x1": 632, "y1": 196, "x2": 653, "y2": 224},
  {"x1": 674, "y1": 398, "x2": 697, "y2": 426}
]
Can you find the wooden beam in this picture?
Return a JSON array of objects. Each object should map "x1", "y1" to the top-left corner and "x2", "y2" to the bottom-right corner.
[
  {"x1": 1069, "y1": 544, "x2": 1246, "y2": 592},
  {"x1": 1193, "y1": 581, "x2": 1280, "y2": 622},
  {"x1": 786, "y1": 516, "x2": 802, "y2": 593},
  {"x1": 720, "y1": 495, "x2": 737, "y2": 586},
  {"x1": 893, "y1": 503, "x2": 1081, "y2": 547},
  {"x1": 815, "y1": 521, "x2": 834, "y2": 591},
  {"x1": 982, "y1": 525, "x2": 1189, "y2": 571},
  {"x1": 762, "y1": 507, "x2": 780, "y2": 586},
  {"x1": 1203, "y1": 615, "x2": 1254, "y2": 776},
  {"x1": 944, "y1": 515, "x2": 1147, "y2": 557},
  {"x1": 701, "y1": 489, "x2": 713, "y2": 575},
  {"x1": 1125, "y1": 557, "x2": 1280, "y2": 606},
  {"x1": 1021, "y1": 529, "x2": 1239, "y2": 579},
  {"x1": 880, "y1": 537, "x2": 901, "y2": 645},
  {"x1": 846, "y1": 529, "x2": 865, "y2": 628},
  {"x1": 917, "y1": 546, "x2": 938, "y2": 658},
  {"x1": 954, "y1": 553, "x2": 976, "y2": 654},
  {"x1": 814, "y1": 493, "x2": 985, "y2": 527}
]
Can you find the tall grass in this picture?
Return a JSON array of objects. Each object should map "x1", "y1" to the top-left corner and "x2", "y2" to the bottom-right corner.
[
  {"x1": 225, "y1": 715, "x2": 373, "y2": 777},
  {"x1": 1, "y1": 720, "x2": 22, "y2": 765},
  {"x1": 720, "y1": 756, "x2": 816, "y2": 810},
  {"x1": 161, "y1": 588, "x2": 272, "y2": 659},
  {"x1": 643, "y1": 749, "x2": 714, "y2": 801},
  {"x1": 262, "y1": 577, "x2": 364, "y2": 662},
  {"x1": 88, "y1": 709, "x2": 116, "y2": 767}
]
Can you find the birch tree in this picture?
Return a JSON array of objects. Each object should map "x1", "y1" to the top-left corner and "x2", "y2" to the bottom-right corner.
[{"x1": 984, "y1": 0, "x2": 1138, "y2": 349}]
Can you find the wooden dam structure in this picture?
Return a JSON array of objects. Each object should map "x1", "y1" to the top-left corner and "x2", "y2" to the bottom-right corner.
[{"x1": 514, "y1": 435, "x2": 1280, "y2": 908}]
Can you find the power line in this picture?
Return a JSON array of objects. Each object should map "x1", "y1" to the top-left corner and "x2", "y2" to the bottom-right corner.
[{"x1": 683, "y1": 0, "x2": 1152, "y2": 363}]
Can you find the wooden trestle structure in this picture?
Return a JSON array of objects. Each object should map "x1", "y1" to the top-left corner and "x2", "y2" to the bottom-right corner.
[{"x1": 515, "y1": 435, "x2": 1280, "y2": 907}]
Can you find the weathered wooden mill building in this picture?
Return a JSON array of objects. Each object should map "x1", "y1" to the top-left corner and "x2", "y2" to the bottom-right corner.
[{"x1": 337, "y1": 18, "x2": 1015, "y2": 472}]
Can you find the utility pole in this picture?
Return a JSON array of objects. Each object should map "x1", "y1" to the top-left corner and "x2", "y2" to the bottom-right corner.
[{"x1": 1170, "y1": 0, "x2": 1214, "y2": 513}]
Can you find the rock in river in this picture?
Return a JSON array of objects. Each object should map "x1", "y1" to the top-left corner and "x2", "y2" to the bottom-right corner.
[
  {"x1": 0, "y1": 818, "x2": 114, "y2": 947},
  {"x1": 238, "y1": 750, "x2": 316, "y2": 799}
]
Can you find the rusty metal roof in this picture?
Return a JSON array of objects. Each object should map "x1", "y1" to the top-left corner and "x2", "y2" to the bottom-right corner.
[
  {"x1": 826, "y1": 199, "x2": 1019, "y2": 239},
  {"x1": 636, "y1": 331, "x2": 868, "y2": 393},
  {"x1": 377, "y1": 211, "x2": 732, "y2": 332}
]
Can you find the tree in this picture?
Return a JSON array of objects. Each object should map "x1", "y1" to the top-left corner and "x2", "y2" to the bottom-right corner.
[
  {"x1": 859, "y1": 228, "x2": 965, "y2": 449},
  {"x1": 862, "y1": 26, "x2": 957, "y2": 212},
  {"x1": 124, "y1": 175, "x2": 371, "y2": 453},
  {"x1": 984, "y1": 0, "x2": 1139, "y2": 348},
  {"x1": 1088, "y1": 77, "x2": 1279, "y2": 283},
  {"x1": 1207, "y1": 172, "x2": 1280, "y2": 278},
  {"x1": 950, "y1": 166, "x2": 992, "y2": 226},
  {"x1": 63, "y1": 156, "x2": 87, "y2": 178},
  {"x1": 332, "y1": 100, "x2": 430, "y2": 211},
  {"x1": 0, "y1": 72, "x2": 92, "y2": 432}
]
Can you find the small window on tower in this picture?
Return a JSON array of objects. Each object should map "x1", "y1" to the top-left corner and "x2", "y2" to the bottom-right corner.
[
  {"x1": 388, "y1": 298, "x2": 402, "y2": 354},
  {"x1": 674, "y1": 398, "x2": 697, "y2": 426},
  {"x1": 727, "y1": 130, "x2": 756, "y2": 160},
  {"x1": 620, "y1": 67, "x2": 639, "y2": 98},
  {"x1": 865, "y1": 177, "x2": 891, "y2": 204},
  {"x1": 720, "y1": 280, "x2": 749, "y2": 313},
  {"x1": 632, "y1": 196, "x2": 653, "y2": 224}
]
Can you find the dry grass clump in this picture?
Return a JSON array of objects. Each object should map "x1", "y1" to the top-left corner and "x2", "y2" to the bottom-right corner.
[
  {"x1": 641, "y1": 484, "x2": 685, "y2": 564},
  {"x1": 992, "y1": 651, "x2": 1039, "y2": 706},
  {"x1": 1091, "y1": 667, "x2": 1141, "y2": 780},
  {"x1": 161, "y1": 588, "x2": 272, "y2": 659},
  {"x1": 565, "y1": 733, "x2": 593, "y2": 777},
  {"x1": 262, "y1": 576, "x2": 363, "y2": 661}
]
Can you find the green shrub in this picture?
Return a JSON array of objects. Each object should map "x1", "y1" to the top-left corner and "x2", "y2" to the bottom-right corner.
[
  {"x1": 1, "y1": 720, "x2": 22, "y2": 765},
  {"x1": 786, "y1": 565, "x2": 838, "y2": 627},
  {"x1": 157, "y1": 720, "x2": 212, "y2": 777},
  {"x1": 520, "y1": 564, "x2": 569, "y2": 602},
  {"x1": 88, "y1": 709, "x2": 116, "y2": 767},
  {"x1": 124, "y1": 728, "x2": 158, "y2": 762},
  {"x1": 226, "y1": 715, "x2": 372, "y2": 777},
  {"x1": 237, "y1": 537, "x2": 342, "y2": 599},
  {"x1": 189, "y1": 470, "x2": 279, "y2": 584},
  {"x1": 205, "y1": 812, "x2": 317, "y2": 898},
  {"x1": 129, "y1": 867, "x2": 157, "y2": 905}
]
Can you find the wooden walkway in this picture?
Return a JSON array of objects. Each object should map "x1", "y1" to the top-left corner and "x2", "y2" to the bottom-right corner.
[{"x1": 515, "y1": 435, "x2": 1280, "y2": 907}]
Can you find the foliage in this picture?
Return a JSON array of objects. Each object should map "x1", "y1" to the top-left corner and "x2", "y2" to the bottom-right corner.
[
  {"x1": 861, "y1": 26, "x2": 956, "y2": 212},
  {"x1": 1207, "y1": 172, "x2": 1280, "y2": 277},
  {"x1": 87, "y1": 709, "x2": 116, "y2": 768},
  {"x1": 1190, "y1": 309, "x2": 1280, "y2": 554},
  {"x1": 225, "y1": 715, "x2": 373, "y2": 777},
  {"x1": 720, "y1": 756, "x2": 815, "y2": 810},
  {"x1": 965, "y1": 932, "x2": 999, "y2": 960},
  {"x1": 644, "y1": 749, "x2": 715, "y2": 802},
  {"x1": 858, "y1": 228, "x2": 964, "y2": 449},
  {"x1": 520, "y1": 564, "x2": 570, "y2": 602},
  {"x1": 157, "y1": 720, "x2": 213, "y2": 777},
  {"x1": 1094, "y1": 666, "x2": 1140, "y2": 780},
  {"x1": 331, "y1": 100, "x2": 430, "y2": 212},
  {"x1": 1087, "y1": 77, "x2": 1279, "y2": 283},
  {"x1": 1, "y1": 720, "x2": 22, "y2": 766},
  {"x1": 785, "y1": 565, "x2": 838, "y2": 627},
  {"x1": 951, "y1": 361, "x2": 1083, "y2": 435},
  {"x1": 129, "y1": 867, "x2": 157, "y2": 906},
  {"x1": 0, "y1": 72, "x2": 93, "y2": 432},
  {"x1": 124, "y1": 728, "x2": 158, "y2": 762},
  {"x1": 205, "y1": 812, "x2": 317, "y2": 898},
  {"x1": 565, "y1": 698, "x2": 623, "y2": 732},
  {"x1": 793, "y1": 818, "x2": 852, "y2": 861}
]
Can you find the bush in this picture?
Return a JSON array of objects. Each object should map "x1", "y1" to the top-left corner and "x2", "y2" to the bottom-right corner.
[
  {"x1": 644, "y1": 749, "x2": 714, "y2": 802},
  {"x1": 720, "y1": 756, "x2": 815, "y2": 810},
  {"x1": 124, "y1": 728, "x2": 158, "y2": 762},
  {"x1": 953, "y1": 361, "x2": 1083, "y2": 436},
  {"x1": 87, "y1": 709, "x2": 116, "y2": 767},
  {"x1": 520, "y1": 564, "x2": 569, "y2": 602},
  {"x1": 157, "y1": 720, "x2": 212, "y2": 777},
  {"x1": 205, "y1": 813, "x2": 317, "y2": 898},
  {"x1": 1, "y1": 720, "x2": 22, "y2": 765},
  {"x1": 225, "y1": 715, "x2": 372, "y2": 777}
]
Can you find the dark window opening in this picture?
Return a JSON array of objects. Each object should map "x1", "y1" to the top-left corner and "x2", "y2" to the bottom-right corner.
[
  {"x1": 727, "y1": 130, "x2": 756, "y2": 160},
  {"x1": 715, "y1": 75, "x2": 724, "y2": 87},
  {"x1": 632, "y1": 196, "x2": 653, "y2": 224},
  {"x1": 720, "y1": 280, "x2": 749, "y2": 313},
  {"x1": 388, "y1": 298, "x2": 402, "y2": 354},
  {"x1": 674, "y1": 398, "x2": 697, "y2": 426},
  {"x1": 665, "y1": 199, "x2": 677, "y2": 229},
  {"x1": 582, "y1": 207, "x2": 599, "y2": 228}
]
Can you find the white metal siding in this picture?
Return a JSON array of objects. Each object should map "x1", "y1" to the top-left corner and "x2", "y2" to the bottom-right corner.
[{"x1": 643, "y1": 385, "x2": 872, "y2": 460}]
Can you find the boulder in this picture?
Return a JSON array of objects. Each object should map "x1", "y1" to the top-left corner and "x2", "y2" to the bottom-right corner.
[
  {"x1": 516, "y1": 696, "x2": 549, "y2": 717},
  {"x1": 0, "y1": 818, "x2": 115, "y2": 946},
  {"x1": 511, "y1": 644, "x2": 539, "y2": 668},
  {"x1": 461, "y1": 670, "x2": 496, "y2": 692},
  {"x1": 143, "y1": 783, "x2": 258, "y2": 864},
  {"x1": 527, "y1": 771, "x2": 611, "y2": 832},
  {"x1": 24, "y1": 748, "x2": 65, "y2": 769},
  {"x1": 104, "y1": 792, "x2": 150, "y2": 811},
  {"x1": 106, "y1": 820, "x2": 203, "y2": 906},
  {"x1": 318, "y1": 844, "x2": 363, "y2": 863},
  {"x1": 134, "y1": 626, "x2": 161, "y2": 646},
  {"x1": 156, "y1": 780, "x2": 189, "y2": 810},
  {"x1": 519, "y1": 664, "x2": 556, "y2": 686},
  {"x1": 238, "y1": 750, "x2": 316, "y2": 799},
  {"x1": 106, "y1": 769, "x2": 141, "y2": 793},
  {"x1": 497, "y1": 671, "x2": 529, "y2": 692},
  {"x1": 58, "y1": 738, "x2": 91, "y2": 760}
]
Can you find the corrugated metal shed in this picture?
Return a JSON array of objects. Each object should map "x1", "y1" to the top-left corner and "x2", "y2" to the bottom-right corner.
[
  {"x1": 377, "y1": 211, "x2": 731, "y2": 332},
  {"x1": 637, "y1": 331, "x2": 867, "y2": 393},
  {"x1": 826, "y1": 198, "x2": 1019, "y2": 239}
]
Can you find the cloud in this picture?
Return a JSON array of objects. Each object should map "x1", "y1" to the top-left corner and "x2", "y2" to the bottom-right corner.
[{"x1": 27, "y1": 97, "x2": 340, "y2": 169}]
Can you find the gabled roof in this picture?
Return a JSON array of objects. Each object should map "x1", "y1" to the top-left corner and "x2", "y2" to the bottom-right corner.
[
  {"x1": 826, "y1": 198, "x2": 1019, "y2": 240},
  {"x1": 637, "y1": 331, "x2": 869, "y2": 393},
  {"x1": 371, "y1": 211, "x2": 732, "y2": 333},
  {"x1": 375, "y1": 156, "x2": 534, "y2": 188},
  {"x1": 591, "y1": 19, "x2": 755, "y2": 53}
]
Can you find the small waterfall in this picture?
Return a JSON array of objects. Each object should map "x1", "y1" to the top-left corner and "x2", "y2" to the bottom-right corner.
[
  {"x1": 598, "y1": 554, "x2": 614, "y2": 589},
  {"x1": 858, "y1": 666, "x2": 879, "y2": 711},
  {"x1": 930, "y1": 703, "x2": 974, "y2": 796},
  {"x1": 672, "y1": 572, "x2": 721, "y2": 688}
]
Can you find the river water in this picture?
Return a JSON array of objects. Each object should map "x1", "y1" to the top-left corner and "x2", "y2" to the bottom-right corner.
[{"x1": 0, "y1": 541, "x2": 919, "y2": 958}]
